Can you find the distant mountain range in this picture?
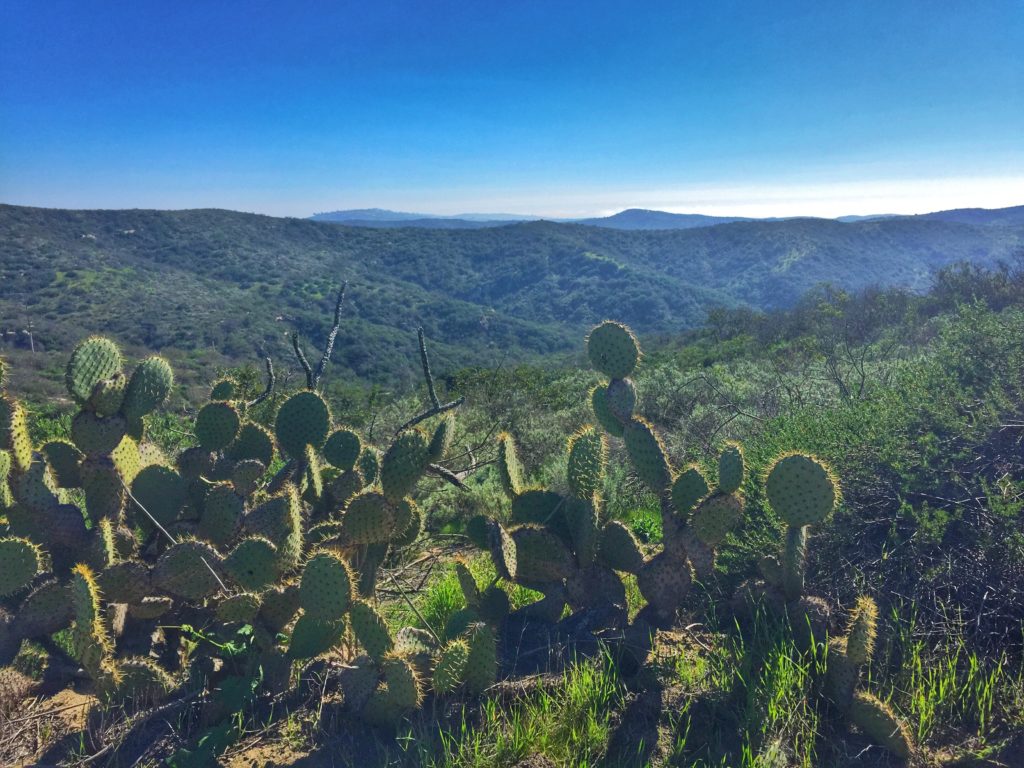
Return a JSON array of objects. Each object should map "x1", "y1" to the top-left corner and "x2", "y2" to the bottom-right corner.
[
  {"x1": 3, "y1": 203, "x2": 1023, "y2": 395},
  {"x1": 311, "y1": 205, "x2": 1024, "y2": 231}
]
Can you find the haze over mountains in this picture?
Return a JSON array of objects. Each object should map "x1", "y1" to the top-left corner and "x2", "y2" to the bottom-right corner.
[
  {"x1": 310, "y1": 205, "x2": 1024, "y2": 230},
  {"x1": 1, "y1": 203, "x2": 1023, "y2": 393}
]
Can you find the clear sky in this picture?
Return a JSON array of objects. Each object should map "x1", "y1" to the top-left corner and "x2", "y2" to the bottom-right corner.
[{"x1": 1, "y1": 1, "x2": 1022, "y2": 218}]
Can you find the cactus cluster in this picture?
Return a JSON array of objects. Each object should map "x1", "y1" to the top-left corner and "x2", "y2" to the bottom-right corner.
[
  {"x1": 467, "y1": 322, "x2": 748, "y2": 643},
  {"x1": 826, "y1": 596, "x2": 914, "y2": 758},
  {"x1": 0, "y1": 330, "x2": 488, "y2": 757},
  {"x1": 733, "y1": 452, "x2": 840, "y2": 646}
]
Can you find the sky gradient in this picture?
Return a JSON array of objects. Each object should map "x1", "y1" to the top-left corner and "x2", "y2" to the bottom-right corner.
[{"x1": 1, "y1": 1, "x2": 1022, "y2": 218}]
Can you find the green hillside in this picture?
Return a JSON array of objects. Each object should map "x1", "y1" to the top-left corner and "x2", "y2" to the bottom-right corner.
[{"x1": 2, "y1": 204, "x2": 1022, "y2": 397}]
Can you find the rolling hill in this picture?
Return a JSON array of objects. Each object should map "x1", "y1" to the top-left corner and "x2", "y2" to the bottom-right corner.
[{"x1": 2, "y1": 203, "x2": 1022, "y2": 395}]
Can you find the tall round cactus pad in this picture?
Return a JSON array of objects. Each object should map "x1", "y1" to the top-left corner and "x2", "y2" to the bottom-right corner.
[
  {"x1": 848, "y1": 692, "x2": 914, "y2": 758},
  {"x1": 567, "y1": 426, "x2": 607, "y2": 499},
  {"x1": 288, "y1": 613, "x2": 346, "y2": 660},
  {"x1": 350, "y1": 600, "x2": 394, "y2": 661},
  {"x1": 495, "y1": 432, "x2": 524, "y2": 498},
  {"x1": 300, "y1": 551, "x2": 353, "y2": 621},
  {"x1": 88, "y1": 374, "x2": 127, "y2": 417},
  {"x1": 122, "y1": 357, "x2": 174, "y2": 422},
  {"x1": 623, "y1": 417, "x2": 672, "y2": 493},
  {"x1": 427, "y1": 414, "x2": 455, "y2": 463},
  {"x1": 323, "y1": 428, "x2": 362, "y2": 471},
  {"x1": 587, "y1": 321, "x2": 640, "y2": 379},
  {"x1": 66, "y1": 337, "x2": 123, "y2": 404},
  {"x1": 671, "y1": 466, "x2": 710, "y2": 516},
  {"x1": 0, "y1": 537, "x2": 42, "y2": 597},
  {"x1": 228, "y1": 423, "x2": 275, "y2": 466},
  {"x1": 131, "y1": 465, "x2": 187, "y2": 529},
  {"x1": 153, "y1": 541, "x2": 224, "y2": 601},
  {"x1": 605, "y1": 378, "x2": 637, "y2": 422},
  {"x1": 195, "y1": 402, "x2": 241, "y2": 451},
  {"x1": 509, "y1": 526, "x2": 575, "y2": 584},
  {"x1": 717, "y1": 443, "x2": 745, "y2": 494},
  {"x1": 225, "y1": 537, "x2": 279, "y2": 591},
  {"x1": 637, "y1": 551, "x2": 692, "y2": 617},
  {"x1": 209, "y1": 379, "x2": 237, "y2": 402},
  {"x1": 846, "y1": 596, "x2": 879, "y2": 666},
  {"x1": 597, "y1": 520, "x2": 645, "y2": 574},
  {"x1": 275, "y1": 391, "x2": 331, "y2": 458},
  {"x1": 433, "y1": 639, "x2": 470, "y2": 694},
  {"x1": 692, "y1": 493, "x2": 743, "y2": 547},
  {"x1": 72, "y1": 412, "x2": 128, "y2": 457},
  {"x1": 1, "y1": 395, "x2": 33, "y2": 472},
  {"x1": 765, "y1": 453, "x2": 838, "y2": 527},
  {"x1": 69, "y1": 564, "x2": 115, "y2": 678},
  {"x1": 340, "y1": 492, "x2": 397, "y2": 545},
  {"x1": 463, "y1": 622, "x2": 497, "y2": 695},
  {"x1": 381, "y1": 428, "x2": 430, "y2": 501},
  {"x1": 590, "y1": 385, "x2": 625, "y2": 437}
]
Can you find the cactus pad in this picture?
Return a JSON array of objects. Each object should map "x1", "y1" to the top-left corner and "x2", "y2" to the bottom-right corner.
[
  {"x1": 427, "y1": 414, "x2": 455, "y2": 462},
  {"x1": 339, "y1": 655, "x2": 380, "y2": 712},
  {"x1": 597, "y1": 520, "x2": 645, "y2": 573},
  {"x1": 209, "y1": 379, "x2": 237, "y2": 401},
  {"x1": 848, "y1": 692, "x2": 914, "y2": 758},
  {"x1": 288, "y1": 613, "x2": 346, "y2": 660},
  {"x1": 590, "y1": 384, "x2": 625, "y2": 437},
  {"x1": 381, "y1": 428, "x2": 430, "y2": 501},
  {"x1": 463, "y1": 622, "x2": 497, "y2": 695},
  {"x1": 231, "y1": 459, "x2": 266, "y2": 497},
  {"x1": 433, "y1": 639, "x2": 470, "y2": 693},
  {"x1": 88, "y1": 374, "x2": 127, "y2": 417},
  {"x1": 358, "y1": 447, "x2": 381, "y2": 485},
  {"x1": 300, "y1": 551, "x2": 353, "y2": 620},
  {"x1": 587, "y1": 321, "x2": 640, "y2": 379},
  {"x1": 564, "y1": 495, "x2": 600, "y2": 567},
  {"x1": 66, "y1": 337, "x2": 123, "y2": 404},
  {"x1": 243, "y1": 485, "x2": 302, "y2": 570},
  {"x1": 717, "y1": 443, "x2": 745, "y2": 494},
  {"x1": 199, "y1": 483, "x2": 244, "y2": 547},
  {"x1": 691, "y1": 493, "x2": 743, "y2": 547},
  {"x1": 194, "y1": 402, "x2": 241, "y2": 451},
  {"x1": 671, "y1": 466, "x2": 709, "y2": 515},
  {"x1": 0, "y1": 396, "x2": 32, "y2": 473},
  {"x1": 80, "y1": 457, "x2": 126, "y2": 521},
  {"x1": 637, "y1": 552, "x2": 692, "y2": 617},
  {"x1": 323, "y1": 428, "x2": 362, "y2": 470},
  {"x1": 340, "y1": 491, "x2": 397, "y2": 545},
  {"x1": 846, "y1": 596, "x2": 879, "y2": 666},
  {"x1": 623, "y1": 417, "x2": 671, "y2": 493},
  {"x1": 765, "y1": 453, "x2": 837, "y2": 527},
  {"x1": 153, "y1": 541, "x2": 224, "y2": 601},
  {"x1": 42, "y1": 440, "x2": 84, "y2": 488},
  {"x1": 782, "y1": 525, "x2": 808, "y2": 602},
  {"x1": 509, "y1": 526, "x2": 574, "y2": 584},
  {"x1": 98, "y1": 561, "x2": 152, "y2": 604},
  {"x1": 0, "y1": 537, "x2": 42, "y2": 597},
  {"x1": 71, "y1": 412, "x2": 127, "y2": 456},
  {"x1": 605, "y1": 378, "x2": 637, "y2": 422},
  {"x1": 259, "y1": 584, "x2": 300, "y2": 632},
  {"x1": 228, "y1": 423, "x2": 275, "y2": 466},
  {"x1": 496, "y1": 432, "x2": 524, "y2": 498},
  {"x1": 350, "y1": 600, "x2": 394, "y2": 661},
  {"x1": 275, "y1": 391, "x2": 330, "y2": 457},
  {"x1": 131, "y1": 465, "x2": 187, "y2": 529},
  {"x1": 225, "y1": 536, "x2": 279, "y2": 591},
  {"x1": 567, "y1": 426, "x2": 607, "y2": 499},
  {"x1": 121, "y1": 356, "x2": 174, "y2": 421}
]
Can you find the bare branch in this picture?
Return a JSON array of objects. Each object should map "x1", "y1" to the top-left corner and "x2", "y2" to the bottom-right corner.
[
  {"x1": 418, "y1": 327, "x2": 441, "y2": 408},
  {"x1": 247, "y1": 355, "x2": 275, "y2": 408},
  {"x1": 312, "y1": 281, "x2": 347, "y2": 388},
  {"x1": 427, "y1": 462, "x2": 467, "y2": 490},
  {"x1": 291, "y1": 331, "x2": 314, "y2": 390},
  {"x1": 396, "y1": 396, "x2": 465, "y2": 434}
]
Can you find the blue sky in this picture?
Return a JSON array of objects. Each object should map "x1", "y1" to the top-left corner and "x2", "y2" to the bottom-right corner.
[{"x1": 1, "y1": 1, "x2": 1021, "y2": 217}]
